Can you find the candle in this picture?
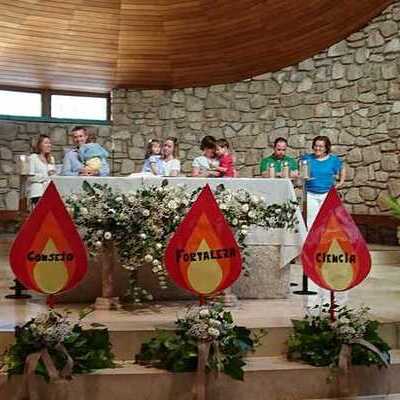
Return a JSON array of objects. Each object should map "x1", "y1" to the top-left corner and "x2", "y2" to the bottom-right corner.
[
  {"x1": 17, "y1": 155, "x2": 30, "y2": 175},
  {"x1": 301, "y1": 160, "x2": 309, "y2": 179},
  {"x1": 268, "y1": 163, "x2": 275, "y2": 178},
  {"x1": 282, "y1": 161, "x2": 289, "y2": 178}
]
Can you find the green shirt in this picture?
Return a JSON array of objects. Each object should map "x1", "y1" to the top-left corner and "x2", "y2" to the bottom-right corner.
[{"x1": 259, "y1": 154, "x2": 298, "y2": 174}]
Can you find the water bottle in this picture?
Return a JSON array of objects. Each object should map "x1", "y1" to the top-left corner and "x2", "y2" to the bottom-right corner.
[{"x1": 282, "y1": 161, "x2": 289, "y2": 178}]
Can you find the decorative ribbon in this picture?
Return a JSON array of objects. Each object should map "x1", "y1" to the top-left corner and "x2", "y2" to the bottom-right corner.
[
  {"x1": 193, "y1": 341, "x2": 211, "y2": 400},
  {"x1": 338, "y1": 338, "x2": 389, "y2": 372},
  {"x1": 19, "y1": 345, "x2": 74, "y2": 400}
]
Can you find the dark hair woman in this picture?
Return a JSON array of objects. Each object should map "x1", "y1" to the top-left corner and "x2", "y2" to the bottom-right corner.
[{"x1": 160, "y1": 137, "x2": 181, "y2": 176}]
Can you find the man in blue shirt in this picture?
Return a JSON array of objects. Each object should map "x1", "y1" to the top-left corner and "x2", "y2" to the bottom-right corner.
[{"x1": 62, "y1": 127, "x2": 110, "y2": 176}]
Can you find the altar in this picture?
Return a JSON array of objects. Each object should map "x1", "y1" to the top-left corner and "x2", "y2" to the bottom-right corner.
[{"x1": 52, "y1": 176, "x2": 307, "y2": 302}]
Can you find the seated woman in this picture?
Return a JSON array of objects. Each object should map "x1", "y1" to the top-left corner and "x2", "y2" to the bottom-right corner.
[
  {"x1": 160, "y1": 137, "x2": 181, "y2": 177},
  {"x1": 28, "y1": 134, "x2": 56, "y2": 206},
  {"x1": 191, "y1": 135, "x2": 220, "y2": 177}
]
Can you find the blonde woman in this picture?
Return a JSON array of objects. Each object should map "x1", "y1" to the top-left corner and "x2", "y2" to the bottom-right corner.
[{"x1": 28, "y1": 134, "x2": 56, "y2": 206}]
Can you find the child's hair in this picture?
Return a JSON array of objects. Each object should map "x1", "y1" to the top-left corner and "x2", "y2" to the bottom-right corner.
[
  {"x1": 200, "y1": 135, "x2": 216, "y2": 150},
  {"x1": 216, "y1": 138, "x2": 229, "y2": 149},
  {"x1": 145, "y1": 139, "x2": 161, "y2": 159}
]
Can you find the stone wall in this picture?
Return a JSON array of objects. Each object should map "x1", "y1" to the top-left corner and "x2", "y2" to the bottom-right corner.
[
  {"x1": 1, "y1": 1, "x2": 400, "y2": 214},
  {"x1": 112, "y1": 1, "x2": 400, "y2": 215}
]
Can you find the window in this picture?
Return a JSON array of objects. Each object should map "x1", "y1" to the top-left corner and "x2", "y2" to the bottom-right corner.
[
  {"x1": 51, "y1": 94, "x2": 108, "y2": 121},
  {"x1": 0, "y1": 90, "x2": 42, "y2": 117},
  {"x1": 0, "y1": 88, "x2": 110, "y2": 123}
]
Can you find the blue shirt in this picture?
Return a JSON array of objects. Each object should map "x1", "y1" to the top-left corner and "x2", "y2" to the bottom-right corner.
[
  {"x1": 61, "y1": 148, "x2": 110, "y2": 176},
  {"x1": 302, "y1": 153, "x2": 342, "y2": 194},
  {"x1": 142, "y1": 155, "x2": 163, "y2": 174}
]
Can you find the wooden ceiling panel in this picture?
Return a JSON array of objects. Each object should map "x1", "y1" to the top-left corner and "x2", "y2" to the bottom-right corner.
[{"x1": 0, "y1": 0, "x2": 393, "y2": 92}]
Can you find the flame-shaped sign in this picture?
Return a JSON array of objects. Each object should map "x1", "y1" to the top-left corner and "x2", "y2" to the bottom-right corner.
[
  {"x1": 165, "y1": 185, "x2": 242, "y2": 297},
  {"x1": 301, "y1": 188, "x2": 371, "y2": 291},
  {"x1": 9, "y1": 181, "x2": 87, "y2": 296}
]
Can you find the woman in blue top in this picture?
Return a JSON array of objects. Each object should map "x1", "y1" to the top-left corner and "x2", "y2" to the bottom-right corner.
[{"x1": 302, "y1": 135, "x2": 345, "y2": 229}]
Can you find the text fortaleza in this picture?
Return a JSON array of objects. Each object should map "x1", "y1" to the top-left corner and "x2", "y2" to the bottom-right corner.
[{"x1": 176, "y1": 248, "x2": 236, "y2": 263}]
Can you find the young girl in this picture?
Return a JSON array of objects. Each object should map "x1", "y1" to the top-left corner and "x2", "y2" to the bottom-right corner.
[
  {"x1": 142, "y1": 139, "x2": 163, "y2": 175},
  {"x1": 215, "y1": 138, "x2": 236, "y2": 177}
]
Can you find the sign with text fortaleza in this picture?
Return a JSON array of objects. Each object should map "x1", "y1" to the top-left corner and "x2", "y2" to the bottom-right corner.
[
  {"x1": 9, "y1": 182, "x2": 87, "y2": 295},
  {"x1": 165, "y1": 185, "x2": 242, "y2": 297},
  {"x1": 301, "y1": 188, "x2": 371, "y2": 292}
]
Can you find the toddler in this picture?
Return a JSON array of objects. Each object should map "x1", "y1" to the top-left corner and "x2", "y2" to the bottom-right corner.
[
  {"x1": 142, "y1": 139, "x2": 163, "y2": 175},
  {"x1": 215, "y1": 139, "x2": 236, "y2": 177},
  {"x1": 79, "y1": 142, "x2": 109, "y2": 174}
]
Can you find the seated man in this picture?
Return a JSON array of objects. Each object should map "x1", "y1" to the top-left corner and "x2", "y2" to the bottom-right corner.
[
  {"x1": 259, "y1": 137, "x2": 298, "y2": 178},
  {"x1": 62, "y1": 126, "x2": 110, "y2": 176}
]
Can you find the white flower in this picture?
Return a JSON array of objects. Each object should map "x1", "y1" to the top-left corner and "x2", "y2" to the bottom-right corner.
[
  {"x1": 96, "y1": 230, "x2": 103, "y2": 236},
  {"x1": 209, "y1": 319, "x2": 222, "y2": 328},
  {"x1": 199, "y1": 309, "x2": 210, "y2": 318},
  {"x1": 142, "y1": 209, "x2": 150, "y2": 217},
  {"x1": 219, "y1": 203, "x2": 227, "y2": 210},
  {"x1": 248, "y1": 210, "x2": 256, "y2": 218},
  {"x1": 231, "y1": 218, "x2": 238, "y2": 226},
  {"x1": 95, "y1": 241, "x2": 102, "y2": 248},
  {"x1": 250, "y1": 195, "x2": 260, "y2": 204},
  {"x1": 156, "y1": 243, "x2": 162, "y2": 250},
  {"x1": 144, "y1": 254, "x2": 153, "y2": 263},
  {"x1": 152, "y1": 267, "x2": 159, "y2": 273},
  {"x1": 152, "y1": 259, "x2": 160, "y2": 266},
  {"x1": 168, "y1": 200, "x2": 178, "y2": 210},
  {"x1": 241, "y1": 204, "x2": 249, "y2": 213},
  {"x1": 115, "y1": 196, "x2": 123, "y2": 202},
  {"x1": 139, "y1": 233, "x2": 147, "y2": 239},
  {"x1": 104, "y1": 232, "x2": 112, "y2": 240},
  {"x1": 240, "y1": 229, "x2": 248, "y2": 236},
  {"x1": 81, "y1": 207, "x2": 88, "y2": 215},
  {"x1": 208, "y1": 327, "x2": 220, "y2": 338}
]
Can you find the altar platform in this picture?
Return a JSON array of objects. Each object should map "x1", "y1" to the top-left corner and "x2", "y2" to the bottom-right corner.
[{"x1": 1, "y1": 241, "x2": 400, "y2": 399}]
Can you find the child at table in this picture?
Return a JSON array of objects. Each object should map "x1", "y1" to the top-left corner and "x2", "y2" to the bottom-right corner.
[
  {"x1": 192, "y1": 135, "x2": 220, "y2": 177},
  {"x1": 215, "y1": 138, "x2": 236, "y2": 177},
  {"x1": 79, "y1": 142, "x2": 109, "y2": 175},
  {"x1": 142, "y1": 139, "x2": 163, "y2": 175}
]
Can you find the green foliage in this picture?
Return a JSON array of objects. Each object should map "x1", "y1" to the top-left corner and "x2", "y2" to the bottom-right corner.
[
  {"x1": 287, "y1": 306, "x2": 390, "y2": 367},
  {"x1": 135, "y1": 304, "x2": 265, "y2": 381},
  {"x1": 387, "y1": 196, "x2": 400, "y2": 219},
  {"x1": 65, "y1": 181, "x2": 298, "y2": 303},
  {"x1": 2, "y1": 311, "x2": 114, "y2": 380}
]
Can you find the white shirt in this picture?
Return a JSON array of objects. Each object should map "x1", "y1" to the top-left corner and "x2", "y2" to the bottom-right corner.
[
  {"x1": 163, "y1": 158, "x2": 181, "y2": 176},
  {"x1": 192, "y1": 156, "x2": 219, "y2": 172},
  {"x1": 28, "y1": 154, "x2": 55, "y2": 199}
]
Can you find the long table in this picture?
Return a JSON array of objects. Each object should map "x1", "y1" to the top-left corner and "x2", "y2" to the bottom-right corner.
[{"x1": 52, "y1": 176, "x2": 306, "y2": 300}]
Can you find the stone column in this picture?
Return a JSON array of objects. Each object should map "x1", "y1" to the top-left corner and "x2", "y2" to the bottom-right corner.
[{"x1": 94, "y1": 241, "x2": 122, "y2": 310}]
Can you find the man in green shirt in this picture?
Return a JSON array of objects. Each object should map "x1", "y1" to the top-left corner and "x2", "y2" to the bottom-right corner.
[{"x1": 259, "y1": 137, "x2": 298, "y2": 177}]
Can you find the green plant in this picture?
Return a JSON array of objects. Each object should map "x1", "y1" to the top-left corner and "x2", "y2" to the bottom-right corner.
[
  {"x1": 2, "y1": 309, "x2": 114, "y2": 380},
  {"x1": 387, "y1": 196, "x2": 400, "y2": 219},
  {"x1": 287, "y1": 305, "x2": 390, "y2": 368},
  {"x1": 135, "y1": 303, "x2": 265, "y2": 380},
  {"x1": 65, "y1": 181, "x2": 298, "y2": 303}
]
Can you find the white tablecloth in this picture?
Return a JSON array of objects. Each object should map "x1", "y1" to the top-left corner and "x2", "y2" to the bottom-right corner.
[{"x1": 52, "y1": 175, "x2": 306, "y2": 268}]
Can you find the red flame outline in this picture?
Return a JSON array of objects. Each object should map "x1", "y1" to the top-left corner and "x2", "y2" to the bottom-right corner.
[
  {"x1": 301, "y1": 188, "x2": 371, "y2": 291},
  {"x1": 9, "y1": 181, "x2": 88, "y2": 294},
  {"x1": 165, "y1": 185, "x2": 242, "y2": 296}
]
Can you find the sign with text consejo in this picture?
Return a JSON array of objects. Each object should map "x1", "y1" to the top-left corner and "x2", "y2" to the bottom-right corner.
[
  {"x1": 9, "y1": 182, "x2": 87, "y2": 295},
  {"x1": 165, "y1": 185, "x2": 242, "y2": 297},
  {"x1": 301, "y1": 188, "x2": 371, "y2": 292}
]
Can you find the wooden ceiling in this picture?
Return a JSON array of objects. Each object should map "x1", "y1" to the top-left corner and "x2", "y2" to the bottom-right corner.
[{"x1": 0, "y1": 0, "x2": 393, "y2": 92}]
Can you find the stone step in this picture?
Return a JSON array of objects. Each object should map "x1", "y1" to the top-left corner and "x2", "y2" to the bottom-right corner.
[
  {"x1": 1, "y1": 351, "x2": 400, "y2": 400},
  {"x1": 1, "y1": 315, "x2": 399, "y2": 361}
]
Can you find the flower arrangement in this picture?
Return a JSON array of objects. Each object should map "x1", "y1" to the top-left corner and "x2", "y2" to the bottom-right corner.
[
  {"x1": 287, "y1": 305, "x2": 390, "y2": 368},
  {"x1": 135, "y1": 303, "x2": 264, "y2": 380},
  {"x1": 2, "y1": 309, "x2": 114, "y2": 380},
  {"x1": 65, "y1": 181, "x2": 298, "y2": 302}
]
